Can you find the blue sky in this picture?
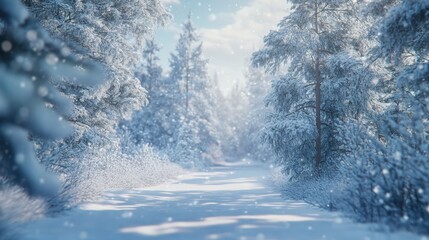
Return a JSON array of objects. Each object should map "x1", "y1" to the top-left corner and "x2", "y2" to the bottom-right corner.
[{"x1": 157, "y1": 0, "x2": 289, "y2": 93}]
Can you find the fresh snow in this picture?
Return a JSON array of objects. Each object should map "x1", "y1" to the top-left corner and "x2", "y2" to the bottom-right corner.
[{"x1": 19, "y1": 163, "x2": 420, "y2": 240}]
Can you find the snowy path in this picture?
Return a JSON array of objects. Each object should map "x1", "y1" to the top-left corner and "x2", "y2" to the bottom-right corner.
[{"x1": 20, "y1": 164, "x2": 420, "y2": 240}]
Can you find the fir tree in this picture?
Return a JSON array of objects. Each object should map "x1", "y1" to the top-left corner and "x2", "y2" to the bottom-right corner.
[
  {"x1": 124, "y1": 39, "x2": 171, "y2": 149},
  {"x1": 169, "y1": 16, "x2": 220, "y2": 166},
  {"x1": 252, "y1": 0, "x2": 372, "y2": 179}
]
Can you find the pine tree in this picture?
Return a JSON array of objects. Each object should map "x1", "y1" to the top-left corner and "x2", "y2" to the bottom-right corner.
[
  {"x1": 169, "y1": 15, "x2": 201, "y2": 116},
  {"x1": 124, "y1": 39, "x2": 171, "y2": 149},
  {"x1": 0, "y1": 0, "x2": 102, "y2": 198},
  {"x1": 169, "y1": 16, "x2": 219, "y2": 166},
  {"x1": 252, "y1": 0, "x2": 372, "y2": 179},
  {"x1": 137, "y1": 39, "x2": 163, "y2": 95}
]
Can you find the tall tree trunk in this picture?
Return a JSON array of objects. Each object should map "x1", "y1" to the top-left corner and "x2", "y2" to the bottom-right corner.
[
  {"x1": 314, "y1": 0, "x2": 322, "y2": 171},
  {"x1": 185, "y1": 53, "x2": 189, "y2": 113},
  {"x1": 315, "y1": 50, "x2": 322, "y2": 171},
  {"x1": 148, "y1": 55, "x2": 153, "y2": 93}
]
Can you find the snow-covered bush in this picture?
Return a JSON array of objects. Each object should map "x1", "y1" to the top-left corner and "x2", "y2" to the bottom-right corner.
[
  {"x1": 66, "y1": 141, "x2": 185, "y2": 204},
  {"x1": 0, "y1": 186, "x2": 47, "y2": 240},
  {"x1": 338, "y1": 116, "x2": 429, "y2": 232}
]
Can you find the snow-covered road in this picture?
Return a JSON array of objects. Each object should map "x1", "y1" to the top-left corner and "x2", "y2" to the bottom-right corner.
[{"x1": 20, "y1": 164, "x2": 420, "y2": 240}]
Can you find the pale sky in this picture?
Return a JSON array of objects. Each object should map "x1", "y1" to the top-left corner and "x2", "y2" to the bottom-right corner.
[{"x1": 157, "y1": 0, "x2": 289, "y2": 93}]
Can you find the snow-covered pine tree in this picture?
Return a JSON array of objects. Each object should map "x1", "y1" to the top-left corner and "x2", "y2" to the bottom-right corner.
[
  {"x1": 189, "y1": 45, "x2": 221, "y2": 163},
  {"x1": 169, "y1": 16, "x2": 220, "y2": 166},
  {"x1": 252, "y1": 0, "x2": 372, "y2": 179},
  {"x1": 137, "y1": 39, "x2": 163, "y2": 96},
  {"x1": 23, "y1": 0, "x2": 169, "y2": 176},
  {"x1": 0, "y1": 0, "x2": 102, "y2": 198},
  {"x1": 122, "y1": 39, "x2": 171, "y2": 149},
  {"x1": 169, "y1": 15, "x2": 200, "y2": 117}
]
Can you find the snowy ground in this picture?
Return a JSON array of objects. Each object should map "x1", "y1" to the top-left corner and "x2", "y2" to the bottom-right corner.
[{"x1": 19, "y1": 163, "x2": 421, "y2": 240}]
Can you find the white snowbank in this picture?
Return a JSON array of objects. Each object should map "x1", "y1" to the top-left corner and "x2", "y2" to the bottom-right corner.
[{"x1": 65, "y1": 144, "x2": 186, "y2": 204}]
